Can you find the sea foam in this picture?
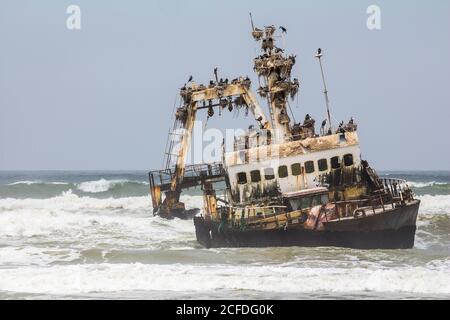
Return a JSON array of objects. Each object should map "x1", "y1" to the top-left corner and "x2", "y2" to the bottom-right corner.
[
  {"x1": 417, "y1": 195, "x2": 450, "y2": 215},
  {"x1": 0, "y1": 192, "x2": 198, "y2": 242},
  {"x1": 77, "y1": 179, "x2": 128, "y2": 193},
  {"x1": 0, "y1": 261, "x2": 449, "y2": 295}
]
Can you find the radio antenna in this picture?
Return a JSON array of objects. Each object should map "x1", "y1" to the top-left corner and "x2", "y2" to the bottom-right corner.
[
  {"x1": 249, "y1": 12, "x2": 255, "y2": 31},
  {"x1": 315, "y1": 48, "x2": 332, "y2": 133}
]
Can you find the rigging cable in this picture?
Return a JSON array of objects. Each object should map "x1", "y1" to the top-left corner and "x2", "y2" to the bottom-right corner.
[{"x1": 287, "y1": 99, "x2": 297, "y2": 124}]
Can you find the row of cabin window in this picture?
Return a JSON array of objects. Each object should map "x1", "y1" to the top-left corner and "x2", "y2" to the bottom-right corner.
[{"x1": 236, "y1": 154, "x2": 354, "y2": 185}]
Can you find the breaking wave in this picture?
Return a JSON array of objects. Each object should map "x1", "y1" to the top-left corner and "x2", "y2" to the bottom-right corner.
[
  {"x1": 77, "y1": 179, "x2": 146, "y2": 193},
  {"x1": 408, "y1": 181, "x2": 446, "y2": 188},
  {"x1": 417, "y1": 195, "x2": 450, "y2": 215},
  {"x1": 0, "y1": 191, "x2": 448, "y2": 251},
  {"x1": 408, "y1": 182, "x2": 450, "y2": 196},
  {"x1": 0, "y1": 179, "x2": 151, "y2": 199},
  {"x1": 0, "y1": 175, "x2": 449, "y2": 298},
  {"x1": 0, "y1": 192, "x2": 203, "y2": 254},
  {"x1": 0, "y1": 191, "x2": 200, "y2": 242},
  {"x1": 8, "y1": 181, "x2": 68, "y2": 186},
  {"x1": 0, "y1": 188, "x2": 448, "y2": 240},
  {"x1": 1, "y1": 260, "x2": 449, "y2": 296}
]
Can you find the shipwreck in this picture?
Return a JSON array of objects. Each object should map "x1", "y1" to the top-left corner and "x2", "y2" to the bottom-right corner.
[{"x1": 148, "y1": 20, "x2": 420, "y2": 249}]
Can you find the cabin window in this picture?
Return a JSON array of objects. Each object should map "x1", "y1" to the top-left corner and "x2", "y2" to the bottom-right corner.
[
  {"x1": 305, "y1": 161, "x2": 315, "y2": 174},
  {"x1": 311, "y1": 195, "x2": 322, "y2": 207},
  {"x1": 288, "y1": 199, "x2": 302, "y2": 211},
  {"x1": 291, "y1": 194, "x2": 329, "y2": 211},
  {"x1": 278, "y1": 165, "x2": 288, "y2": 178},
  {"x1": 250, "y1": 170, "x2": 261, "y2": 183},
  {"x1": 321, "y1": 193, "x2": 329, "y2": 204},
  {"x1": 237, "y1": 172, "x2": 247, "y2": 184},
  {"x1": 264, "y1": 168, "x2": 275, "y2": 180},
  {"x1": 318, "y1": 159, "x2": 328, "y2": 172},
  {"x1": 300, "y1": 197, "x2": 311, "y2": 209},
  {"x1": 344, "y1": 154, "x2": 354, "y2": 167},
  {"x1": 291, "y1": 163, "x2": 301, "y2": 176},
  {"x1": 331, "y1": 156, "x2": 340, "y2": 169}
]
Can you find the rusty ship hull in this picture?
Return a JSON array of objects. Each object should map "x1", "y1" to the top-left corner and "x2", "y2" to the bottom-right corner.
[{"x1": 194, "y1": 200, "x2": 420, "y2": 249}]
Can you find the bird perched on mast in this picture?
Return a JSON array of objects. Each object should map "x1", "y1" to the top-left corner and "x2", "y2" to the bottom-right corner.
[
  {"x1": 320, "y1": 119, "x2": 327, "y2": 135},
  {"x1": 315, "y1": 48, "x2": 323, "y2": 58},
  {"x1": 213, "y1": 67, "x2": 219, "y2": 84}
]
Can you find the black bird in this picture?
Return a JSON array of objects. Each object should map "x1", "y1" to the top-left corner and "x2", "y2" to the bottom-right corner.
[
  {"x1": 188, "y1": 75, "x2": 193, "y2": 82},
  {"x1": 317, "y1": 48, "x2": 322, "y2": 55},
  {"x1": 321, "y1": 119, "x2": 327, "y2": 128},
  {"x1": 280, "y1": 26, "x2": 287, "y2": 33}
]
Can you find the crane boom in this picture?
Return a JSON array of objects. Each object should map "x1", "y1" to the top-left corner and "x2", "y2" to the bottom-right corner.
[{"x1": 152, "y1": 78, "x2": 272, "y2": 217}]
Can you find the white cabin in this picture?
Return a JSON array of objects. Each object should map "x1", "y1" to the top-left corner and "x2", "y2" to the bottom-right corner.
[{"x1": 224, "y1": 131, "x2": 361, "y2": 203}]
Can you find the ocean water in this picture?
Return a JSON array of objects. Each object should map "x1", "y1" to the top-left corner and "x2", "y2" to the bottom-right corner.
[{"x1": 0, "y1": 170, "x2": 449, "y2": 300}]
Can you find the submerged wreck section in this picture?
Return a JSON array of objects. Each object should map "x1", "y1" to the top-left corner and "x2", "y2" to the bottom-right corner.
[{"x1": 148, "y1": 22, "x2": 420, "y2": 249}]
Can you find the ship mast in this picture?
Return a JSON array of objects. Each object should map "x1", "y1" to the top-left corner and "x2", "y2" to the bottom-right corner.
[
  {"x1": 315, "y1": 48, "x2": 332, "y2": 133},
  {"x1": 251, "y1": 21, "x2": 299, "y2": 143}
]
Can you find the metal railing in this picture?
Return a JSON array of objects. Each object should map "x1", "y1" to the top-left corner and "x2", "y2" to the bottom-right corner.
[
  {"x1": 330, "y1": 178, "x2": 413, "y2": 220},
  {"x1": 379, "y1": 178, "x2": 409, "y2": 198},
  {"x1": 148, "y1": 162, "x2": 225, "y2": 191}
]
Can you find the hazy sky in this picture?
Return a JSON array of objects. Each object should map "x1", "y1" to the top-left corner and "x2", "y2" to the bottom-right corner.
[{"x1": 1, "y1": 0, "x2": 449, "y2": 170}]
